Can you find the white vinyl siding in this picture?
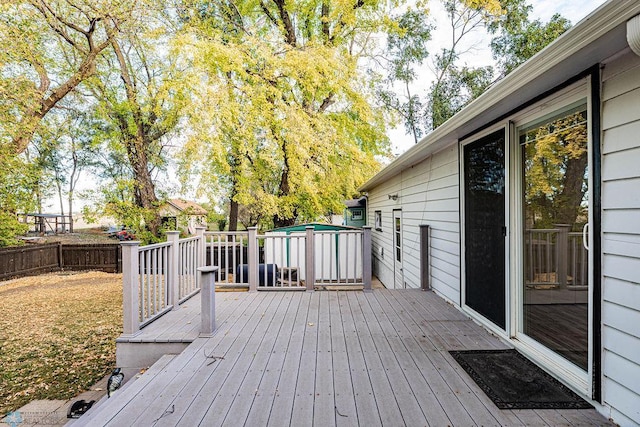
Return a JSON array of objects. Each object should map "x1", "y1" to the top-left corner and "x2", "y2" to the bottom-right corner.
[
  {"x1": 601, "y1": 50, "x2": 640, "y2": 426},
  {"x1": 368, "y1": 145, "x2": 460, "y2": 302}
]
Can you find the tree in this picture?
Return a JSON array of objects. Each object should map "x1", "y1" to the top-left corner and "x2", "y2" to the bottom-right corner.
[
  {"x1": 179, "y1": 0, "x2": 391, "y2": 228},
  {"x1": 34, "y1": 103, "x2": 99, "y2": 231},
  {"x1": 425, "y1": 0, "x2": 503, "y2": 130},
  {"x1": 424, "y1": 0, "x2": 570, "y2": 131},
  {"x1": 428, "y1": 53, "x2": 494, "y2": 129},
  {"x1": 0, "y1": 145, "x2": 37, "y2": 246},
  {"x1": 0, "y1": 0, "x2": 130, "y2": 154},
  {"x1": 88, "y1": 3, "x2": 188, "y2": 238},
  {"x1": 379, "y1": 8, "x2": 432, "y2": 144},
  {"x1": 522, "y1": 108, "x2": 588, "y2": 229},
  {"x1": 489, "y1": 0, "x2": 571, "y2": 76}
]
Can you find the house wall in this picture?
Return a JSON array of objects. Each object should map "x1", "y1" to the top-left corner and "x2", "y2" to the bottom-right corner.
[
  {"x1": 368, "y1": 145, "x2": 460, "y2": 303},
  {"x1": 600, "y1": 49, "x2": 640, "y2": 426}
]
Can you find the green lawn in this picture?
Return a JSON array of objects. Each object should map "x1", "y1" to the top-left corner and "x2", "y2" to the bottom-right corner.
[{"x1": 0, "y1": 272, "x2": 122, "y2": 415}]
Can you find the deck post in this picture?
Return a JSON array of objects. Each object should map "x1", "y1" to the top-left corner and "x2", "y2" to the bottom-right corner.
[
  {"x1": 419, "y1": 225, "x2": 430, "y2": 291},
  {"x1": 555, "y1": 224, "x2": 570, "y2": 287},
  {"x1": 166, "y1": 231, "x2": 180, "y2": 310},
  {"x1": 198, "y1": 266, "x2": 218, "y2": 337},
  {"x1": 248, "y1": 227, "x2": 258, "y2": 292},
  {"x1": 196, "y1": 226, "x2": 206, "y2": 289},
  {"x1": 305, "y1": 226, "x2": 315, "y2": 292},
  {"x1": 362, "y1": 226, "x2": 372, "y2": 292},
  {"x1": 121, "y1": 241, "x2": 141, "y2": 337}
]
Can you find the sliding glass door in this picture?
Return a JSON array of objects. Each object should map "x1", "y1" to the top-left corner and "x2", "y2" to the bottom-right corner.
[{"x1": 518, "y1": 101, "x2": 589, "y2": 371}]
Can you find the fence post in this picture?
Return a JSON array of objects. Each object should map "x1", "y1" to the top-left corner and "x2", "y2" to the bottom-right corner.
[
  {"x1": 248, "y1": 227, "x2": 258, "y2": 292},
  {"x1": 57, "y1": 242, "x2": 63, "y2": 270},
  {"x1": 121, "y1": 241, "x2": 141, "y2": 337},
  {"x1": 166, "y1": 231, "x2": 180, "y2": 310},
  {"x1": 306, "y1": 226, "x2": 315, "y2": 292},
  {"x1": 555, "y1": 224, "x2": 570, "y2": 287},
  {"x1": 362, "y1": 226, "x2": 372, "y2": 292},
  {"x1": 198, "y1": 266, "x2": 218, "y2": 337},
  {"x1": 420, "y1": 225, "x2": 430, "y2": 291}
]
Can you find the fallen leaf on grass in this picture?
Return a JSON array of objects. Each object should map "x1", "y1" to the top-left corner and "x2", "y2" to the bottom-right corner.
[{"x1": 0, "y1": 271, "x2": 122, "y2": 414}]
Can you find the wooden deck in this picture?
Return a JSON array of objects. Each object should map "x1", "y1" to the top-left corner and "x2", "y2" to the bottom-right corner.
[{"x1": 82, "y1": 289, "x2": 610, "y2": 426}]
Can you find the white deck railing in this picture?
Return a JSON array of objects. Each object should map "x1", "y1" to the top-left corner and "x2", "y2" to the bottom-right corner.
[
  {"x1": 122, "y1": 226, "x2": 372, "y2": 335},
  {"x1": 203, "y1": 231, "x2": 249, "y2": 286},
  {"x1": 524, "y1": 226, "x2": 588, "y2": 287}
]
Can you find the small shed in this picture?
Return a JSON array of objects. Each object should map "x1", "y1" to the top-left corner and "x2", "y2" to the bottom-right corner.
[
  {"x1": 160, "y1": 199, "x2": 207, "y2": 234},
  {"x1": 343, "y1": 196, "x2": 367, "y2": 227},
  {"x1": 265, "y1": 223, "x2": 363, "y2": 282}
]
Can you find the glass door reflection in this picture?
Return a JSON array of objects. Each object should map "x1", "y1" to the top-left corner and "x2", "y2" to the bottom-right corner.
[{"x1": 520, "y1": 102, "x2": 589, "y2": 371}]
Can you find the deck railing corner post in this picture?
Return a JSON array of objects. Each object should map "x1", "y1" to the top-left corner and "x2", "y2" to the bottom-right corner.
[
  {"x1": 196, "y1": 226, "x2": 207, "y2": 289},
  {"x1": 121, "y1": 241, "x2": 141, "y2": 337},
  {"x1": 248, "y1": 227, "x2": 258, "y2": 292},
  {"x1": 166, "y1": 231, "x2": 180, "y2": 310},
  {"x1": 198, "y1": 266, "x2": 218, "y2": 336},
  {"x1": 363, "y1": 226, "x2": 373, "y2": 292},
  {"x1": 305, "y1": 226, "x2": 315, "y2": 292}
]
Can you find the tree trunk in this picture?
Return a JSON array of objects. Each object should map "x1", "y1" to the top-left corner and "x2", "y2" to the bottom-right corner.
[
  {"x1": 127, "y1": 135, "x2": 161, "y2": 235},
  {"x1": 555, "y1": 152, "x2": 588, "y2": 227},
  {"x1": 112, "y1": 38, "x2": 162, "y2": 236},
  {"x1": 229, "y1": 199, "x2": 239, "y2": 231},
  {"x1": 68, "y1": 192, "x2": 74, "y2": 233},
  {"x1": 273, "y1": 148, "x2": 295, "y2": 228}
]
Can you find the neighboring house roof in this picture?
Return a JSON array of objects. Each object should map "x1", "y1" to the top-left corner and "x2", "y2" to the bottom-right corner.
[
  {"x1": 360, "y1": 1, "x2": 640, "y2": 191},
  {"x1": 165, "y1": 199, "x2": 208, "y2": 216},
  {"x1": 344, "y1": 196, "x2": 367, "y2": 208}
]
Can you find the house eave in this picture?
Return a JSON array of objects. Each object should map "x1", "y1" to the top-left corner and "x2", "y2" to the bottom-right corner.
[{"x1": 360, "y1": 0, "x2": 640, "y2": 192}]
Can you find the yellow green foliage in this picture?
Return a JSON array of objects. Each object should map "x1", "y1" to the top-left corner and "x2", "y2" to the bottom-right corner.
[{"x1": 177, "y1": 1, "x2": 392, "y2": 226}]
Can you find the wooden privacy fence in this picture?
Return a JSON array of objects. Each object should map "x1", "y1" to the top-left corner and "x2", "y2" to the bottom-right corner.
[
  {"x1": 122, "y1": 226, "x2": 372, "y2": 334},
  {"x1": 0, "y1": 243, "x2": 122, "y2": 281}
]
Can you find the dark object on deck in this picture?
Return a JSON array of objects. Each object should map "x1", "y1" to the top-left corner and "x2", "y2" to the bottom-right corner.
[
  {"x1": 67, "y1": 399, "x2": 95, "y2": 418},
  {"x1": 107, "y1": 368, "x2": 124, "y2": 398},
  {"x1": 235, "y1": 264, "x2": 278, "y2": 286},
  {"x1": 449, "y1": 349, "x2": 592, "y2": 409}
]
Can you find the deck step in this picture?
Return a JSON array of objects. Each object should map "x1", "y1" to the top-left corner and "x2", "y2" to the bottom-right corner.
[{"x1": 71, "y1": 354, "x2": 176, "y2": 425}]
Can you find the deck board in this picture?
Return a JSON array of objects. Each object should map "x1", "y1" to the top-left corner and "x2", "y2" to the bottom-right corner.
[
  {"x1": 174, "y1": 292, "x2": 280, "y2": 426},
  {"x1": 356, "y1": 292, "x2": 429, "y2": 426},
  {"x1": 344, "y1": 291, "x2": 402, "y2": 426},
  {"x1": 83, "y1": 289, "x2": 613, "y2": 427},
  {"x1": 329, "y1": 292, "x2": 361, "y2": 427},
  {"x1": 267, "y1": 292, "x2": 311, "y2": 427},
  {"x1": 220, "y1": 292, "x2": 295, "y2": 426},
  {"x1": 290, "y1": 291, "x2": 320, "y2": 426},
  {"x1": 243, "y1": 292, "x2": 303, "y2": 426}
]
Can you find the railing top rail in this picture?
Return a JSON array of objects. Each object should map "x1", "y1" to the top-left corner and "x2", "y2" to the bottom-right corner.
[
  {"x1": 204, "y1": 231, "x2": 249, "y2": 236},
  {"x1": 179, "y1": 236, "x2": 200, "y2": 244},
  {"x1": 139, "y1": 241, "x2": 172, "y2": 251},
  {"x1": 315, "y1": 230, "x2": 363, "y2": 234},
  {"x1": 526, "y1": 228, "x2": 561, "y2": 232}
]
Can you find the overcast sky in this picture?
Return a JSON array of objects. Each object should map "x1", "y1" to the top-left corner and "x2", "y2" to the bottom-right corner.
[{"x1": 388, "y1": 0, "x2": 608, "y2": 155}]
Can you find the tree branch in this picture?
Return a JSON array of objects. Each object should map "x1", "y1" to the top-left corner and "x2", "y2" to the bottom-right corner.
[{"x1": 271, "y1": 0, "x2": 297, "y2": 46}]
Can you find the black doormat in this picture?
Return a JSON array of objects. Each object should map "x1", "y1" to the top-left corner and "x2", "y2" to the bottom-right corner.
[{"x1": 449, "y1": 349, "x2": 592, "y2": 409}]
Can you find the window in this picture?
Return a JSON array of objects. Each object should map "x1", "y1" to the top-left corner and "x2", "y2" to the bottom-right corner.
[
  {"x1": 351, "y1": 209, "x2": 363, "y2": 220},
  {"x1": 374, "y1": 210, "x2": 382, "y2": 231}
]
